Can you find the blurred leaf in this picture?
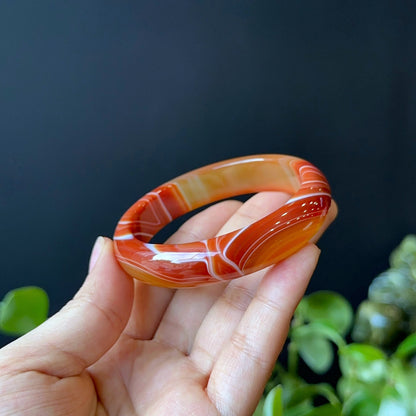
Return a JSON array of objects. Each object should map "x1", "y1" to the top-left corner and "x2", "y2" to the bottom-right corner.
[
  {"x1": 337, "y1": 377, "x2": 385, "y2": 403},
  {"x1": 389, "y1": 360, "x2": 416, "y2": 413},
  {"x1": 339, "y1": 344, "x2": 387, "y2": 383},
  {"x1": 292, "y1": 322, "x2": 346, "y2": 349},
  {"x1": 263, "y1": 385, "x2": 283, "y2": 416},
  {"x1": 285, "y1": 402, "x2": 314, "y2": 416},
  {"x1": 291, "y1": 322, "x2": 346, "y2": 373},
  {"x1": 378, "y1": 385, "x2": 407, "y2": 416},
  {"x1": 342, "y1": 390, "x2": 380, "y2": 416},
  {"x1": 352, "y1": 300, "x2": 403, "y2": 347},
  {"x1": 296, "y1": 291, "x2": 353, "y2": 336},
  {"x1": 369, "y1": 268, "x2": 416, "y2": 314},
  {"x1": 286, "y1": 383, "x2": 339, "y2": 408},
  {"x1": 253, "y1": 397, "x2": 265, "y2": 416},
  {"x1": 394, "y1": 333, "x2": 416, "y2": 360},
  {"x1": 0, "y1": 287, "x2": 49, "y2": 335},
  {"x1": 279, "y1": 372, "x2": 308, "y2": 407},
  {"x1": 390, "y1": 235, "x2": 416, "y2": 277},
  {"x1": 302, "y1": 403, "x2": 342, "y2": 416},
  {"x1": 264, "y1": 375, "x2": 315, "y2": 415},
  {"x1": 337, "y1": 377, "x2": 358, "y2": 402},
  {"x1": 296, "y1": 335, "x2": 333, "y2": 374}
]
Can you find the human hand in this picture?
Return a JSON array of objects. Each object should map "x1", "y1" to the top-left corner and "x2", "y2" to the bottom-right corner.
[{"x1": 0, "y1": 192, "x2": 337, "y2": 416}]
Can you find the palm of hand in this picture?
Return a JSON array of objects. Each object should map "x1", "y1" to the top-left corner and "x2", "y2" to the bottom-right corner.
[
  {"x1": 91, "y1": 324, "x2": 219, "y2": 415},
  {"x1": 0, "y1": 193, "x2": 334, "y2": 415}
]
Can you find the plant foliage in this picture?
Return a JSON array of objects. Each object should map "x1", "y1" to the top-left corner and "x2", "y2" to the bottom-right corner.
[
  {"x1": 255, "y1": 235, "x2": 416, "y2": 416},
  {"x1": 0, "y1": 287, "x2": 49, "y2": 336}
]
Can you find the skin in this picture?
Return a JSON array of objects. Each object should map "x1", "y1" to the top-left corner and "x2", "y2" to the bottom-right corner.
[{"x1": 0, "y1": 192, "x2": 337, "y2": 416}]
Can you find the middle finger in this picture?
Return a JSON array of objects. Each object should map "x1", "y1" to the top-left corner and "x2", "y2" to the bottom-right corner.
[{"x1": 154, "y1": 192, "x2": 290, "y2": 353}]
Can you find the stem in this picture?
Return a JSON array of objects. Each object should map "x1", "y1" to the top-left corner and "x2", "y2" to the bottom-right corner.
[{"x1": 288, "y1": 341, "x2": 299, "y2": 375}]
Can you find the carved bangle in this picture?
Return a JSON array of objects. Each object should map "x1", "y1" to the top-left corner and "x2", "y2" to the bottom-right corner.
[{"x1": 113, "y1": 154, "x2": 331, "y2": 288}]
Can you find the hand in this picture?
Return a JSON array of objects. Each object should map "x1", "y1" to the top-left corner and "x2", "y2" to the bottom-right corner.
[{"x1": 0, "y1": 192, "x2": 337, "y2": 416}]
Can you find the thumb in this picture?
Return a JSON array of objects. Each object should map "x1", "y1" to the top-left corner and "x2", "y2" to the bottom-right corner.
[{"x1": 0, "y1": 237, "x2": 134, "y2": 378}]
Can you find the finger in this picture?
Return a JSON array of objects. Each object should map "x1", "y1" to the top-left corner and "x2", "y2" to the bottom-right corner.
[
  {"x1": 188, "y1": 192, "x2": 291, "y2": 366},
  {"x1": 190, "y1": 198, "x2": 336, "y2": 373},
  {"x1": 207, "y1": 244, "x2": 321, "y2": 416},
  {"x1": 155, "y1": 192, "x2": 290, "y2": 353},
  {"x1": 0, "y1": 237, "x2": 134, "y2": 378},
  {"x1": 123, "y1": 199, "x2": 243, "y2": 340}
]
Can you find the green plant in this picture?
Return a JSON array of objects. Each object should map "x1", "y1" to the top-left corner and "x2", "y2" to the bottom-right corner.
[
  {"x1": 255, "y1": 235, "x2": 416, "y2": 416},
  {"x1": 0, "y1": 287, "x2": 49, "y2": 336}
]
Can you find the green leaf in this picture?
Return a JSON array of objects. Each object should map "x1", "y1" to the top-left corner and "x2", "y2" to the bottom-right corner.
[
  {"x1": 368, "y1": 268, "x2": 416, "y2": 313},
  {"x1": 263, "y1": 385, "x2": 283, "y2": 416},
  {"x1": 285, "y1": 402, "x2": 314, "y2": 416},
  {"x1": 0, "y1": 287, "x2": 49, "y2": 335},
  {"x1": 302, "y1": 403, "x2": 342, "y2": 416},
  {"x1": 389, "y1": 360, "x2": 416, "y2": 413},
  {"x1": 296, "y1": 335, "x2": 333, "y2": 374},
  {"x1": 342, "y1": 390, "x2": 380, "y2": 416},
  {"x1": 337, "y1": 377, "x2": 358, "y2": 401},
  {"x1": 278, "y1": 372, "x2": 309, "y2": 408},
  {"x1": 339, "y1": 343, "x2": 387, "y2": 383},
  {"x1": 378, "y1": 385, "x2": 407, "y2": 416},
  {"x1": 292, "y1": 322, "x2": 346, "y2": 348},
  {"x1": 394, "y1": 333, "x2": 416, "y2": 360},
  {"x1": 286, "y1": 383, "x2": 340, "y2": 408},
  {"x1": 291, "y1": 322, "x2": 346, "y2": 374},
  {"x1": 281, "y1": 380, "x2": 340, "y2": 416},
  {"x1": 389, "y1": 234, "x2": 416, "y2": 276},
  {"x1": 295, "y1": 291, "x2": 353, "y2": 336},
  {"x1": 351, "y1": 300, "x2": 403, "y2": 347},
  {"x1": 253, "y1": 397, "x2": 265, "y2": 416}
]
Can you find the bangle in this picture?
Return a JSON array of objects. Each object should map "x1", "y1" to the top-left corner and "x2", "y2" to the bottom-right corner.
[{"x1": 113, "y1": 154, "x2": 331, "y2": 288}]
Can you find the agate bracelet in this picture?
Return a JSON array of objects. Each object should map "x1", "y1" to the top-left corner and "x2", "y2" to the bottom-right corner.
[{"x1": 113, "y1": 154, "x2": 331, "y2": 288}]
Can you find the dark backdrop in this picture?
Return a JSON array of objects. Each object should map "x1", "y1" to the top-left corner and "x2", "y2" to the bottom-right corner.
[{"x1": 1, "y1": 1, "x2": 415, "y2": 346}]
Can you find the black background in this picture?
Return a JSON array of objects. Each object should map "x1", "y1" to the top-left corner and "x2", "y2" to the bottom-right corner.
[{"x1": 1, "y1": 1, "x2": 415, "y2": 347}]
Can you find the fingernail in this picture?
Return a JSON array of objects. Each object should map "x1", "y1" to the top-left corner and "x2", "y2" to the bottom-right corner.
[{"x1": 89, "y1": 236, "x2": 105, "y2": 273}]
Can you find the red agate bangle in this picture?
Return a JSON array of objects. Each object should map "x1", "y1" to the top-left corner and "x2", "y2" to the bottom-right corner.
[{"x1": 113, "y1": 154, "x2": 331, "y2": 288}]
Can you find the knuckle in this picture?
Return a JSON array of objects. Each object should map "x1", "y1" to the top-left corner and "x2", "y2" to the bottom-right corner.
[
  {"x1": 230, "y1": 330, "x2": 269, "y2": 370},
  {"x1": 255, "y1": 293, "x2": 287, "y2": 316},
  {"x1": 220, "y1": 284, "x2": 254, "y2": 313}
]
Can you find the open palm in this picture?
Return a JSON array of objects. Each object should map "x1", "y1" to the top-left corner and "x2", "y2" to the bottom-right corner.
[{"x1": 0, "y1": 192, "x2": 336, "y2": 416}]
